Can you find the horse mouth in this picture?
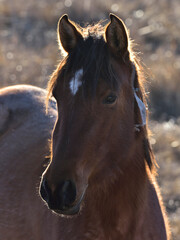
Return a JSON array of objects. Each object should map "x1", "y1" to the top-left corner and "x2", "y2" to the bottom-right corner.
[
  {"x1": 53, "y1": 203, "x2": 80, "y2": 216},
  {"x1": 53, "y1": 185, "x2": 87, "y2": 216}
]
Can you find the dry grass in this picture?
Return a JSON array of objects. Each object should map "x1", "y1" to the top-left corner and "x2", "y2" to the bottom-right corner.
[
  {"x1": 149, "y1": 120, "x2": 180, "y2": 239},
  {"x1": 0, "y1": 0, "x2": 179, "y2": 238}
]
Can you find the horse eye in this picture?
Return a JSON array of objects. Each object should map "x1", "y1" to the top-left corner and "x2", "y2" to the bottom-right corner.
[{"x1": 103, "y1": 94, "x2": 117, "y2": 104}]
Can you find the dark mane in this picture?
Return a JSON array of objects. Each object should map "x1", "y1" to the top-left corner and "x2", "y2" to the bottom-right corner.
[
  {"x1": 48, "y1": 41, "x2": 119, "y2": 102},
  {"x1": 47, "y1": 23, "x2": 156, "y2": 171}
]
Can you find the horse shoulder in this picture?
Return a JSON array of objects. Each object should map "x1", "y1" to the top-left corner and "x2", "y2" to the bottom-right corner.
[
  {"x1": 141, "y1": 172, "x2": 170, "y2": 240},
  {"x1": 0, "y1": 103, "x2": 10, "y2": 135}
]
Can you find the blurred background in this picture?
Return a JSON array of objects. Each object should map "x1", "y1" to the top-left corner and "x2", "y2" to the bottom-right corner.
[{"x1": 0, "y1": 0, "x2": 179, "y2": 238}]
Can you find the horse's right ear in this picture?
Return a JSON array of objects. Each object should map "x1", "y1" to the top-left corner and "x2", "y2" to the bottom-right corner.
[{"x1": 57, "y1": 14, "x2": 83, "y2": 53}]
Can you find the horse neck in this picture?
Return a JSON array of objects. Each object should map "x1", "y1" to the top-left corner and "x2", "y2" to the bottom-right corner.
[{"x1": 85, "y1": 136, "x2": 149, "y2": 235}]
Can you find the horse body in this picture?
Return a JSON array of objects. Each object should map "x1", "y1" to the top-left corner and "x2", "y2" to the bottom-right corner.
[
  {"x1": 0, "y1": 14, "x2": 170, "y2": 240},
  {"x1": 0, "y1": 85, "x2": 58, "y2": 240}
]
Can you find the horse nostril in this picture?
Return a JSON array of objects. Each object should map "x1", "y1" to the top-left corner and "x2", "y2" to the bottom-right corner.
[
  {"x1": 40, "y1": 178, "x2": 50, "y2": 203},
  {"x1": 40, "y1": 179, "x2": 77, "y2": 212},
  {"x1": 58, "y1": 180, "x2": 76, "y2": 210}
]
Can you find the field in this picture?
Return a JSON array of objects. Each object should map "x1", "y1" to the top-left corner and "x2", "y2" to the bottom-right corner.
[{"x1": 0, "y1": 0, "x2": 180, "y2": 238}]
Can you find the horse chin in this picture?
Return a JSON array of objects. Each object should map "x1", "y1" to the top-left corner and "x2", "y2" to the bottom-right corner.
[{"x1": 52, "y1": 202, "x2": 81, "y2": 217}]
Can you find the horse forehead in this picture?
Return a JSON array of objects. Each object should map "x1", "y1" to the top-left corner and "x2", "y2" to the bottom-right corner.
[{"x1": 69, "y1": 69, "x2": 83, "y2": 95}]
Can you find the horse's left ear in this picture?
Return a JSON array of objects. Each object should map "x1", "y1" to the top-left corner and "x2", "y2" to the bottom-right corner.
[{"x1": 105, "y1": 14, "x2": 129, "y2": 56}]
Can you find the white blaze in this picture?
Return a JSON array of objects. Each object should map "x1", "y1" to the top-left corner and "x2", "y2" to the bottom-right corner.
[{"x1": 69, "y1": 69, "x2": 83, "y2": 95}]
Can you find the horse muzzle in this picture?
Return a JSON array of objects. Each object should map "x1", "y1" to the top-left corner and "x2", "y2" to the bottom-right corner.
[{"x1": 39, "y1": 178, "x2": 88, "y2": 216}]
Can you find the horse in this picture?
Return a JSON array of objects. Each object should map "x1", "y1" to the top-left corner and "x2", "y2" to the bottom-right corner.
[
  {"x1": 0, "y1": 85, "x2": 58, "y2": 240},
  {"x1": 0, "y1": 14, "x2": 170, "y2": 240},
  {"x1": 39, "y1": 14, "x2": 171, "y2": 239}
]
